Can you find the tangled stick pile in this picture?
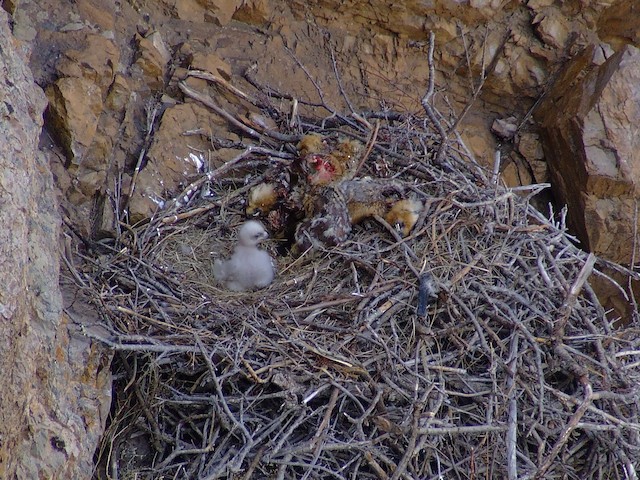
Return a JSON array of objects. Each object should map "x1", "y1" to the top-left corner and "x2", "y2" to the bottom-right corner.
[{"x1": 76, "y1": 45, "x2": 640, "y2": 480}]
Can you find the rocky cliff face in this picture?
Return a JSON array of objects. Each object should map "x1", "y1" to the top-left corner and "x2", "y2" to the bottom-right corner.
[
  {"x1": 0, "y1": 8, "x2": 111, "y2": 478},
  {"x1": 2, "y1": 0, "x2": 640, "y2": 476},
  {"x1": 538, "y1": 43, "x2": 640, "y2": 265}
]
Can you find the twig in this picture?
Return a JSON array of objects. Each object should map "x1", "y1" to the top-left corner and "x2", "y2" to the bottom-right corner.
[
  {"x1": 629, "y1": 200, "x2": 640, "y2": 321},
  {"x1": 272, "y1": 283, "x2": 396, "y2": 317},
  {"x1": 179, "y1": 81, "x2": 299, "y2": 143},
  {"x1": 164, "y1": 145, "x2": 285, "y2": 212},
  {"x1": 301, "y1": 387, "x2": 340, "y2": 480},
  {"x1": 187, "y1": 69, "x2": 276, "y2": 114},
  {"x1": 448, "y1": 26, "x2": 509, "y2": 134},
  {"x1": 492, "y1": 150, "x2": 501, "y2": 186},
  {"x1": 285, "y1": 45, "x2": 361, "y2": 131},
  {"x1": 553, "y1": 253, "x2": 597, "y2": 337},
  {"x1": 417, "y1": 424, "x2": 507, "y2": 435},
  {"x1": 420, "y1": 31, "x2": 449, "y2": 167},
  {"x1": 390, "y1": 401, "x2": 424, "y2": 480},
  {"x1": 355, "y1": 119, "x2": 380, "y2": 175},
  {"x1": 160, "y1": 203, "x2": 218, "y2": 224},
  {"x1": 534, "y1": 382, "x2": 594, "y2": 479},
  {"x1": 365, "y1": 451, "x2": 389, "y2": 480},
  {"x1": 241, "y1": 445, "x2": 268, "y2": 480},
  {"x1": 244, "y1": 63, "x2": 323, "y2": 107},
  {"x1": 82, "y1": 327, "x2": 198, "y2": 353},
  {"x1": 124, "y1": 99, "x2": 160, "y2": 216},
  {"x1": 328, "y1": 40, "x2": 356, "y2": 114},
  {"x1": 506, "y1": 334, "x2": 520, "y2": 480}
]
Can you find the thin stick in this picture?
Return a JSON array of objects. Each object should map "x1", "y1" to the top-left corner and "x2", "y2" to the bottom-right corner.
[
  {"x1": 448, "y1": 26, "x2": 509, "y2": 134},
  {"x1": 355, "y1": 119, "x2": 380, "y2": 175},
  {"x1": 420, "y1": 32, "x2": 449, "y2": 166},
  {"x1": 506, "y1": 334, "x2": 520, "y2": 480},
  {"x1": 187, "y1": 69, "x2": 269, "y2": 111},
  {"x1": 179, "y1": 81, "x2": 299, "y2": 143},
  {"x1": 554, "y1": 253, "x2": 597, "y2": 337},
  {"x1": 534, "y1": 383, "x2": 594, "y2": 479},
  {"x1": 124, "y1": 100, "x2": 159, "y2": 216}
]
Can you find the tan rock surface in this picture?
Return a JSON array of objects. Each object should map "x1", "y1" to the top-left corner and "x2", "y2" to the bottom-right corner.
[
  {"x1": 162, "y1": 0, "x2": 243, "y2": 24},
  {"x1": 598, "y1": 0, "x2": 640, "y2": 51},
  {"x1": 532, "y1": 7, "x2": 570, "y2": 49},
  {"x1": 134, "y1": 30, "x2": 171, "y2": 90},
  {"x1": 128, "y1": 102, "x2": 223, "y2": 222},
  {"x1": 45, "y1": 33, "x2": 119, "y2": 164},
  {"x1": 517, "y1": 132, "x2": 547, "y2": 183},
  {"x1": 538, "y1": 44, "x2": 640, "y2": 265},
  {"x1": 0, "y1": 9, "x2": 110, "y2": 478}
]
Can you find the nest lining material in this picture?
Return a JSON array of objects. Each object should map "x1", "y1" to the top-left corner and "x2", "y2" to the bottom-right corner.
[{"x1": 78, "y1": 65, "x2": 640, "y2": 479}]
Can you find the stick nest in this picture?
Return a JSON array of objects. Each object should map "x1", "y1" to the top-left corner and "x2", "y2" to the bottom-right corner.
[{"x1": 74, "y1": 58, "x2": 640, "y2": 480}]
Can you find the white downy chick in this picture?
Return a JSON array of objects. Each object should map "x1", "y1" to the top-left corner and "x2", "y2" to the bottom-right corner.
[{"x1": 213, "y1": 220, "x2": 275, "y2": 292}]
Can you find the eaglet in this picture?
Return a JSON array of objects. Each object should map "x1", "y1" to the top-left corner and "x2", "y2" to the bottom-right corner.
[{"x1": 213, "y1": 221, "x2": 275, "y2": 292}]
